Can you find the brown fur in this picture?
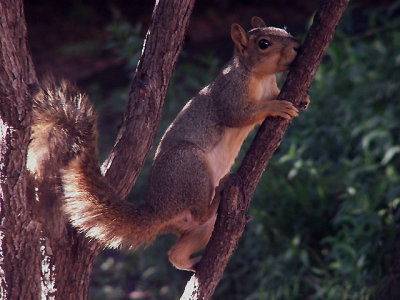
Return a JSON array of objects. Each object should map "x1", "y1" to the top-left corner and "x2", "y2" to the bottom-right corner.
[
  {"x1": 27, "y1": 17, "x2": 301, "y2": 271},
  {"x1": 27, "y1": 79, "x2": 97, "y2": 180}
]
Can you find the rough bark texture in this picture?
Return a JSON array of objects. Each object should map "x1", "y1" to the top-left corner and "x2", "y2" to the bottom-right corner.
[
  {"x1": 1, "y1": 0, "x2": 195, "y2": 299},
  {"x1": 181, "y1": 0, "x2": 350, "y2": 299},
  {"x1": 102, "y1": 0, "x2": 196, "y2": 199},
  {"x1": 28, "y1": 172, "x2": 101, "y2": 299},
  {"x1": 0, "y1": 0, "x2": 40, "y2": 298}
]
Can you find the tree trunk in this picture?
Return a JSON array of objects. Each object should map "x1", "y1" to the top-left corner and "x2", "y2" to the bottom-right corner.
[
  {"x1": 0, "y1": 0, "x2": 40, "y2": 298},
  {"x1": 1, "y1": 0, "x2": 195, "y2": 298},
  {"x1": 181, "y1": 0, "x2": 350, "y2": 298}
]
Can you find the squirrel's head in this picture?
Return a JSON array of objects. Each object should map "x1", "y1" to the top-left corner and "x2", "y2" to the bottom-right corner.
[{"x1": 231, "y1": 16, "x2": 300, "y2": 76}]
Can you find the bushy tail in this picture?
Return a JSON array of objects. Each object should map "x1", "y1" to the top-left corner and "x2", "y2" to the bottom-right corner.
[
  {"x1": 27, "y1": 80, "x2": 97, "y2": 178},
  {"x1": 28, "y1": 80, "x2": 161, "y2": 249}
]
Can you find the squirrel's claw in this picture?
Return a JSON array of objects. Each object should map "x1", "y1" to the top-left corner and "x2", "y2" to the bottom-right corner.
[{"x1": 300, "y1": 94, "x2": 310, "y2": 110}]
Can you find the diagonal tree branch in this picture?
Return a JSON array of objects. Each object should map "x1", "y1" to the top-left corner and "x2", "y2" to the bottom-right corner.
[
  {"x1": 101, "y1": 0, "x2": 196, "y2": 198},
  {"x1": 181, "y1": 0, "x2": 350, "y2": 298}
]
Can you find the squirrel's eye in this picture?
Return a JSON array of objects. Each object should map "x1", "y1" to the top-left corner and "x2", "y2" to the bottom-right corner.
[{"x1": 258, "y1": 39, "x2": 270, "y2": 50}]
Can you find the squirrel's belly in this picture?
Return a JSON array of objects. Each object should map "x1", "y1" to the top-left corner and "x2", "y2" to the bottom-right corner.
[{"x1": 205, "y1": 125, "x2": 255, "y2": 187}]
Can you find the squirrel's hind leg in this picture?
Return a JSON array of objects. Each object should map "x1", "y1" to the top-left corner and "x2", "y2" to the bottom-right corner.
[{"x1": 168, "y1": 214, "x2": 217, "y2": 271}]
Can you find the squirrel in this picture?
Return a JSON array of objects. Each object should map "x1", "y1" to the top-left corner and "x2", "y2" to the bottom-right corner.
[{"x1": 27, "y1": 16, "x2": 307, "y2": 271}]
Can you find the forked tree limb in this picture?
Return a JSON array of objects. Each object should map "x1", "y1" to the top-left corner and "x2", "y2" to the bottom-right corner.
[
  {"x1": 181, "y1": 0, "x2": 350, "y2": 299},
  {"x1": 101, "y1": 0, "x2": 196, "y2": 198}
]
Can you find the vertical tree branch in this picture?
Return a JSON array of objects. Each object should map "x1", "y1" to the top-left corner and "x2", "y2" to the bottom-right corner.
[
  {"x1": 181, "y1": 0, "x2": 350, "y2": 299},
  {"x1": 0, "y1": 0, "x2": 39, "y2": 298},
  {"x1": 102, "y1": 0, "x2": 196, "y2": 198}
]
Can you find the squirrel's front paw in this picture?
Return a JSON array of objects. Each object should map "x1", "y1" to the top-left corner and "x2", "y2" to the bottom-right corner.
[{"x1": 266, "y1": 100, "x2": 299, "y2": 119}]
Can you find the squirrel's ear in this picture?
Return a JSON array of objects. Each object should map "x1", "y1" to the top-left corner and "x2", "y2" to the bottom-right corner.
[
  {"x1": 251, "y1": 16, "x2": 266, "y2": 28},
  {"x1": 231, "y1": 24, "x2": 249, "y2": 55}
]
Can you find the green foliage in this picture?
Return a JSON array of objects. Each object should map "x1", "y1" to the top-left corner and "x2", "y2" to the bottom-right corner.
[
  {"x1": 106, "y1": 7, "x2": 144, "y2": 71},
  {"x1": 90, "y1": 4, "x2": 400, "y2": 300}
]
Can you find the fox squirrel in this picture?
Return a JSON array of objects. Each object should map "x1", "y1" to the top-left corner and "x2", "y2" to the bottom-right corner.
[{"x1": 27, "y1": 16, "x2": 307, "y2": 271}]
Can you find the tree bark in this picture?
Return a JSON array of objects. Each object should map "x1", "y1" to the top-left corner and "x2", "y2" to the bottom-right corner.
[
  {"x1": 1, "y1": 0, "x2": 195, "y2": 299},
  {"x1": 0, "y1": 0, "x2": 40, "y2": 298},
  {"x1": 181, "y1": 0, "x2": 350, "y2": 299}
]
